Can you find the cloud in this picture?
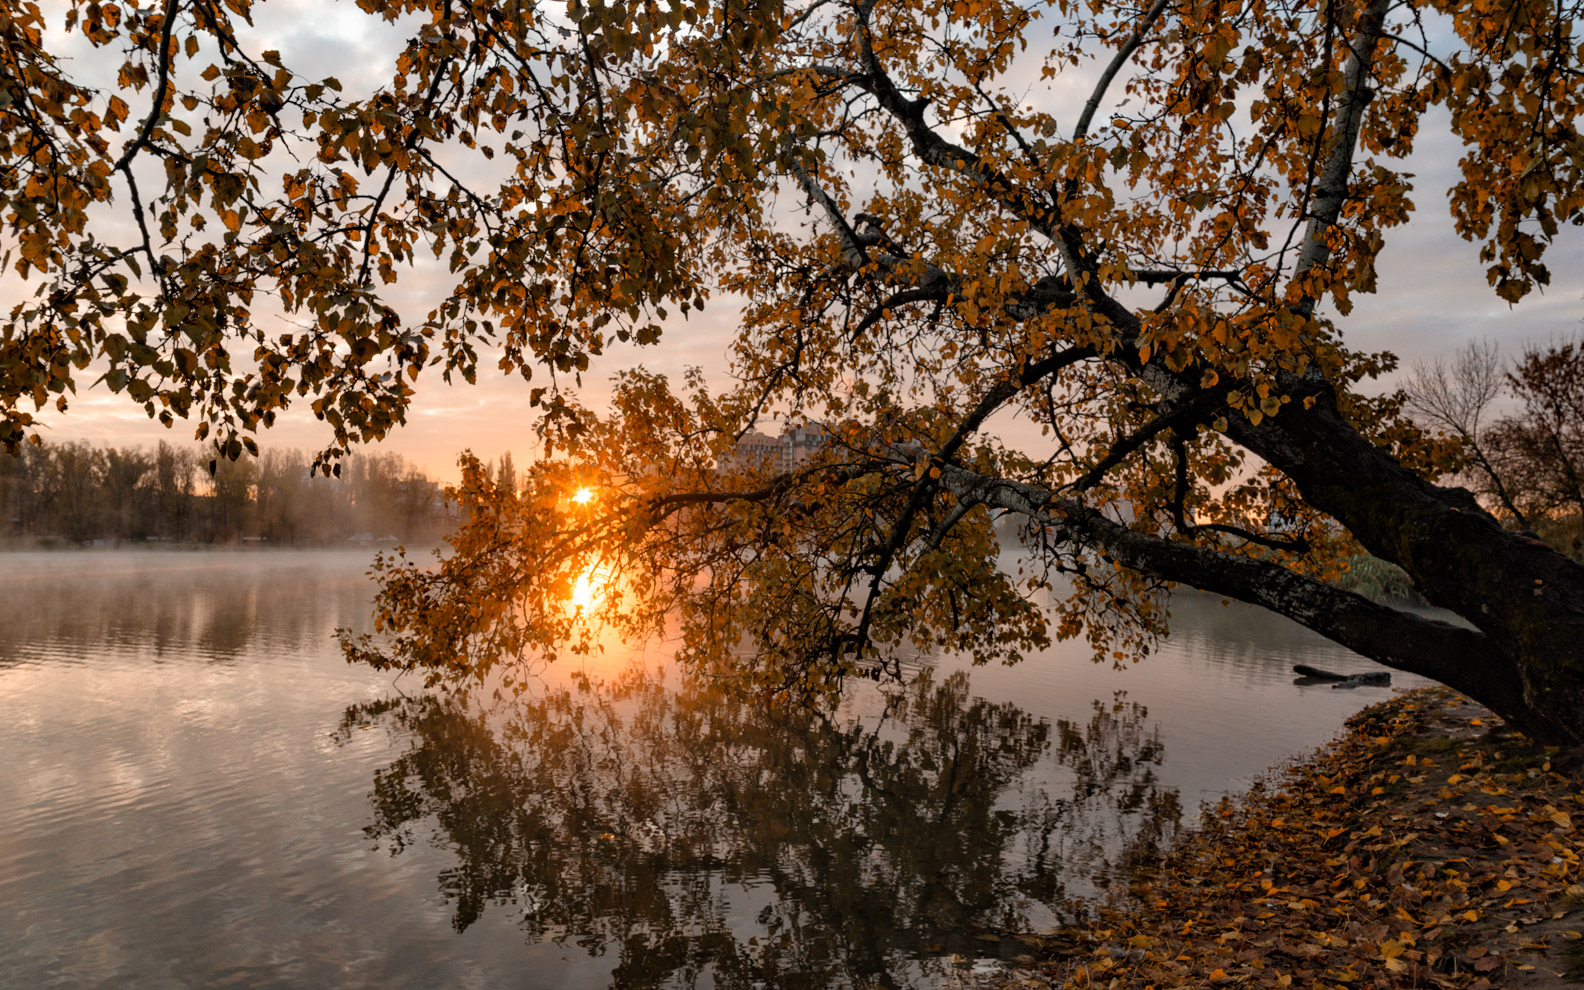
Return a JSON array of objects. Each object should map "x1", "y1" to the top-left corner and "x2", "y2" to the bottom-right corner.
[{"x1": 1328, "y1": 109, "x2": 1584, "y2": 384}]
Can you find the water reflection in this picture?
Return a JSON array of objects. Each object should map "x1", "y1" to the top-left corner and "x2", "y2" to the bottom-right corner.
[
  {"x1": 1160, "y1": 590, "x2": 1393, "y2": 676},
  {"x1": 339, "y1": 666, "x2": 1179, "y2": 987}
]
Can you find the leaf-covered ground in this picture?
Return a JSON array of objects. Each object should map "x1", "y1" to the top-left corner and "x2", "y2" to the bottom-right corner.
[{"x1": 980, "y1": 688, "x2": 1584, "y2": 989}]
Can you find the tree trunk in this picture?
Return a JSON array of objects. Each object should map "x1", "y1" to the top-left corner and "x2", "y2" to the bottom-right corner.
[
  {"x1": 936, "y1": 364, "x2": 1584, "y2": 747},
  {"x1": 1225, "y1": 385, "x2": 1584, "y2": 747}
]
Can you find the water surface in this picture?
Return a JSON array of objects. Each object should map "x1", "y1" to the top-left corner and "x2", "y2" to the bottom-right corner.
[{"x1": 0, "y1": 550, "x2": 1428, "y2": 988}]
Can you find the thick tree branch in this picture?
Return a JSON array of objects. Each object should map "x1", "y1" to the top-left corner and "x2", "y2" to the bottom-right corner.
[
  {"x1": 1168, "y1": 434, "x2": 1310, "y2": 553},
  {"x1": 1289, "y1": 0, "x2": 1392, "y2": 314},
  {"x1": 851, "y1": 286, "x2": 950, "y2": 338},
  {"x1": 792, "y1": 160, "x2": 1083, "y2": 330},
  {"x1": 1072, "y1": 0, "x2": 1173, "y2": 142},
  {"x1": 932, "y1": 461, "x2": 1537, "y2": 726},
  {"x1": 790, "y1": 159, "x2": 908, "y2": 273},
  {"x1": 113, "y1": 0, "x2": 181, "y2": 174},
  {"x1": 847, "y1": 8, "x2": 1060, "y2": 240},
  {"x1": 793, "y1": 161, "x2": 1085, "y2": 334},
  {"x1": 1132, "y1": 268, "x2": 1243, "y2": 285},
  {"x1": 1065, "y1": 394, "x2": 1216, "y2": 493},
  {"x1": 849, "y1": 346, "x2": 1096, "y2": 658}
]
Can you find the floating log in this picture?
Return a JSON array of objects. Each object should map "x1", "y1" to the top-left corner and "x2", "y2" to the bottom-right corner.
[
  {"x1": 1292, "y1": 664, "x2": 1390, "y2": 689},
  {"x1": 1330, "y1": 672, "x2": 1391, "y2": 689}
]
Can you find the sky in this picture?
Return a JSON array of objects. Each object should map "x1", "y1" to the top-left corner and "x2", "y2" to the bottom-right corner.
[{"x1": 13, "y1": 0, "x2": 1584, "y2": 484}]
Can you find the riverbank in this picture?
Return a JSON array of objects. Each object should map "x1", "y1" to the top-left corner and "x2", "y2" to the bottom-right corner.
[{"x1": 987, "y1": 688, "x2": 1584, "y2": 989}]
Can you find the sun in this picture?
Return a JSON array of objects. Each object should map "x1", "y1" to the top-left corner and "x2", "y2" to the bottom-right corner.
[{"x1": 571, "y1": 487, "x2": 595, "y2": 505}]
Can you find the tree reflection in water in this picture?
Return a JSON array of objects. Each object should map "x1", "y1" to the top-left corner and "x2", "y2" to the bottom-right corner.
[{"x1": 337, "y1": 667, "x2": 1179, "y2": 988}]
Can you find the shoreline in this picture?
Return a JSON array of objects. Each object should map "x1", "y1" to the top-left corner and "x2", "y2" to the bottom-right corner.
[{"x1": 987, "y1": 688, "x2": 1584, "y2": 989}]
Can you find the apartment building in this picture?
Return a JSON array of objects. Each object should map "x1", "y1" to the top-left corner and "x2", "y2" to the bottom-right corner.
[{"x1": 724, "y1": 422, "x2": 828, "y2": 473}]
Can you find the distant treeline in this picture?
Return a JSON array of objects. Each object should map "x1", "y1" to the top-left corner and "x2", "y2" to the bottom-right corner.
[{"x1": 0, "y1": 441, "x2": 459, "y2": 547}]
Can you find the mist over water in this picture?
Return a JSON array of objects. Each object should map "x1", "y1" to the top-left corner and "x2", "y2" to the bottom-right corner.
[{"x1": 0, "y1": 550, "x2": 1429, "y2": 988}]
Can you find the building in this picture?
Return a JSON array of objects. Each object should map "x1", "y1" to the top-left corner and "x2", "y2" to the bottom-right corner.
[{"x1": 724, "y1": 422, "x2": 828, "y2": 473}]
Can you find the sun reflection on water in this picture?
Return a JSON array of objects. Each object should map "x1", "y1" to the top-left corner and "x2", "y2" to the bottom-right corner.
[{"x1": 570, "y1": 565, "x2": 606, "y2": 612}]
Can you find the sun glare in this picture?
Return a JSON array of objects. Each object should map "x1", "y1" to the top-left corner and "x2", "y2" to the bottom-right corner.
[
  {"x1": 570, "y1": 565, "x2": 605, "y2": 612},
  {"x1": 572, "y1": 487, "x2": 595, "y2": 505}
]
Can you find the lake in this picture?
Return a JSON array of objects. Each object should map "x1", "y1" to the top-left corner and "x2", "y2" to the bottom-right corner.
[{"x1": 0, "y1": 550, "x2": 1430, "y2": 988}]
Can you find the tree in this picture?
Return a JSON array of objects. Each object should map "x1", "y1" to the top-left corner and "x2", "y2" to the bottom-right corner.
[
  {"x1": 204, "y1": 449, "x2": 255, "y2": 540},
  {"x1": 101, "y1": 444, "x2": 154, "y2": 541},
  {"x1": 1486, "y1": 341, "x2": 1584, "y2": 553},
  {"x1": 492, "y1": 451, "x2": 519, "y2": 498},
  {"x1": 1405, "y1": 340, "x2": 1529, "y2": 528},
  {"x1": 8, "y1": 0, "x2": 1584, "y2": 742},
  {"x1": 253, "y1": 445, "x2": 310, "y2": 543},
  {"x1": 46, "y1": 440, "x2": 106, "y2": 543},
  {"x1": 153, "y1": 439, "x2": 199, "y2": 540},
  {"x1": 1408, "y1": 338, "x2": 1584, "y2": 556}
]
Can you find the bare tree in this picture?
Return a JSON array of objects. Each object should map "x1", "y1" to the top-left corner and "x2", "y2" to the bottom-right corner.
[
  {"x1": 1409, "y1": 337, "x2": 1584, "y2": 555},
  {"x1": 1406, "y1": 341, "x2": 1529, "y2": 528}
]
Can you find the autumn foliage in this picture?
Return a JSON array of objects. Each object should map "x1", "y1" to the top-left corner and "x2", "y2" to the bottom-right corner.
[
  {"x1": 1042, "y1": 689, "x2": 1584, "y2": 989},
  {"x1": 7, "y1": 0, "x2": 1584, "y2": 739}
]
